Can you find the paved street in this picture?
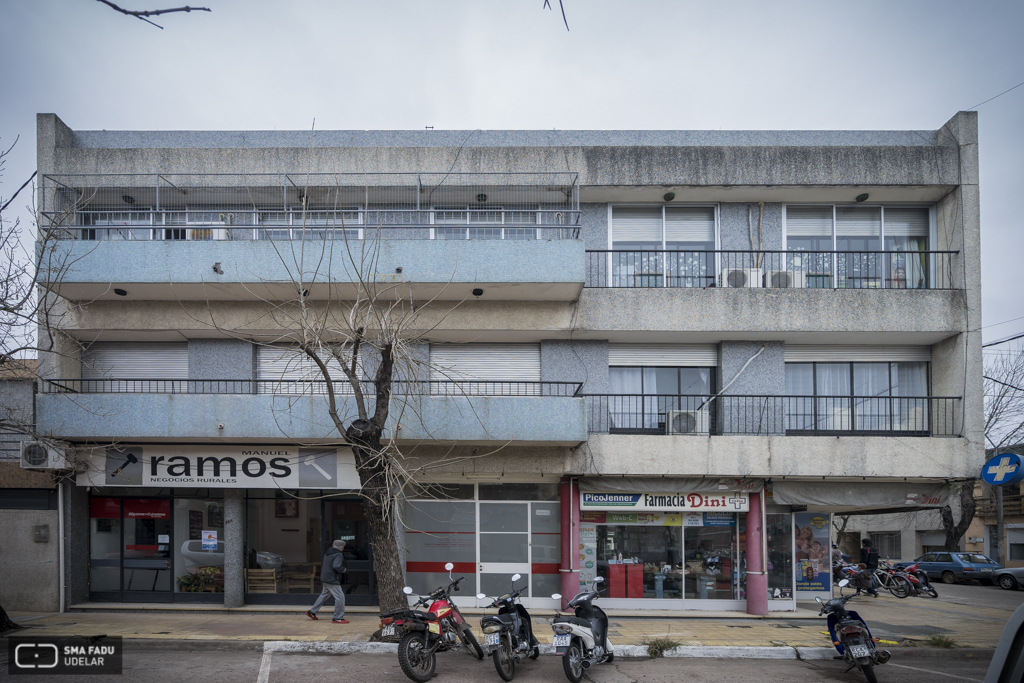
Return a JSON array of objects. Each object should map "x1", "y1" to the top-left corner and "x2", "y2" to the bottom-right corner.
[{"x1": 0, "y1": 648, "x2": 994, "y2": 683}]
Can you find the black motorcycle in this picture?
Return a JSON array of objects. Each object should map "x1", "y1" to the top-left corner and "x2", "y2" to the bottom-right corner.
[
  {"x1": 476, "y1": 573, "x2": 539, "y2": 681},
  {"x1": 816, "y1": 578, "x2": 891, "y2": 683}
]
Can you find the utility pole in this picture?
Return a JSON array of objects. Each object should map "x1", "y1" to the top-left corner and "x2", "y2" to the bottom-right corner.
[{"x1": 995, "y1": 484, "x2": 1005, "y2": 565}]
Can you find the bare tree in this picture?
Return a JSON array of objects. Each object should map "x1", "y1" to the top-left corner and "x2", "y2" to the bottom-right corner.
[
  {"x1": 94, "y1": 0, "x2": 211, "y2": 29},
  {"x1": 938, "y1": 347, "x2": 1024, "y2": 554}
]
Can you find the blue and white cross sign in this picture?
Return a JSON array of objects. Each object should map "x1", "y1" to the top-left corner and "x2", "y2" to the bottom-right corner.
[{"x1": 981, "y1": 452, "x2": 1024, "y2": 487}]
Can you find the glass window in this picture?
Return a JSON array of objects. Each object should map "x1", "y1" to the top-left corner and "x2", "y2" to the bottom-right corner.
[
  {"x1": 595, "y1": 525, "x2": 684, "y2": 599},
  {"x1": 684, "y1": 524, "x2": 738, "y2": 600},
  {"x1": 478, "y1": 483, "x2": 559, "y2": 501},
  {"x1": 174, "y1": 496, "x2": 225, "y2": 593},
  {"x1": 90, "y1": 498, "x2": 122, "y2": 592},
  {"x1": 245, "y1": 494, "x2": 321, "y2": 593},
  {"x1": 403, "y1": 499, "x2": 476, "y2": 595},
  {"x1": 531, "y1": 502, "x2": 562, "y2": 598},
  {"x1": 766, "y1": 513, "x2": 793, "y2": 600},
  {"x1": 872, "y1": 532, "x2": 902, "y2": 560},
  {"x1": 609, "y1": 367, "x2": 714, "y2": 433},
  {"x1": 935, "y1": 553, "x2": 952, "y2": 562}
]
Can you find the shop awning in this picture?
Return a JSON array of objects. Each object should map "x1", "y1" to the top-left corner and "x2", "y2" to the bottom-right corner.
[
  {"x1": 578, "y1": 477, "x2": 764, "y2": 493},
  {"x1": 770, "y1": 481, "x2": 948, "y2": 514}
]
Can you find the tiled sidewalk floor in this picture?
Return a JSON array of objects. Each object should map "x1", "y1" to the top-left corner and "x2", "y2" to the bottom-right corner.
[{"x1": 6, "y1": 593, "x2": 1011, "y2": 649}]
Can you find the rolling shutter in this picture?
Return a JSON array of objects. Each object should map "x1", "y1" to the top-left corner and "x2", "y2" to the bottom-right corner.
[
  {"x1": 884, "y1": 208, "x2": 929, "y2": 237},
  {"x1": 785, "y1": 206, "x2": 833, "y2": 237},
  {"x1": 665, "y1": 207, "x2": 715, "y2": 243},
  {"x1": 836, "y1": 206, "x2": 881, "y2": 238},
  {"x1": 82, "y1": 343, "x2": 188, "y2": 379},
  {"x1": 608, "y1": 344, "x2": 717, "y2": 367},
  {"x1": 784, "y1": 346, "x2": 931, "y2": 362},
  {"x1": 256, "y1": 345, "x2": 353, "y2": 380},
  {"x1": 611, "y1": 207, "x2": 661, "y2": 245},
  {"x1": 429, "y1": 344, "x2": 541, "y2": 381}
]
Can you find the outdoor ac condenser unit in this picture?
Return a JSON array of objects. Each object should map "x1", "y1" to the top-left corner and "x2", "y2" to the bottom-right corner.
[
  {"x1": 764, "y1": 270, "x2": 805, "y2": 289},
  {"x1": 666, "y1": 409, "x2": 709, "y2": 435},
  {"x1": 718, "y1": 268, "x2": 763, "y2": 288},
  {"x1": 20, "y1": 442, "x2": 68, "y2": 469}
]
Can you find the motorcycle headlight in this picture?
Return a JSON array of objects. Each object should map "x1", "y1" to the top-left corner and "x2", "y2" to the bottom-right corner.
[{"x1": 482, "y1": 624, "x2": 503, "y2": 634}]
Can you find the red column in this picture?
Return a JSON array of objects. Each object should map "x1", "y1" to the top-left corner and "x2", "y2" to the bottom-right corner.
[
  {"x1": 560, "y1": 477, "x2": 579, "y2": 600},
  {"x1": 745, "y1": 490, "x2": 768, "y2": 615}
]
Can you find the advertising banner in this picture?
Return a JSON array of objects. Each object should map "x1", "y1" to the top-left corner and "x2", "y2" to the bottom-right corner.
[
  {"x1": 76, "y1": 445, "x2": 360, "y2": 489},
  {"x1": 794, "y1": 511, "x2": 831, "y2": 592},
  {"x1": 581, "y1": 491, "x2": 749, "y2": 512}
]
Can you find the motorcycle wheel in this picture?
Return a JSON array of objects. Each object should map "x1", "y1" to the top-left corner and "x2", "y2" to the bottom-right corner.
[
  {"x1": 397, "y1": 631, "x2": 436, "y2": 683},
  {"x1": 562, "y1": 639, "x2": 585, "y2": 683},
  {"x1": 861, "y1": 662, "x2": 878, "y2": 683},
  {"x1": 928, "y1": 586, "x2": 939, "y2": 598},
  {"x1": 889, "y1": 576, "x2": 911, "y2": 598},
  {"x1": 492, "y1": 639, "x2": 515, "y2": 682},
  {"x1": 460, "y1": 629, "x2": 485, "y2": 660}
]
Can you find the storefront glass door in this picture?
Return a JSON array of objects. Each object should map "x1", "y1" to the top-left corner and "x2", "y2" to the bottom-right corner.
[
  {"x1": 89, "y1": 496, "x2": 173, "y2": 602},
  {"x1": 478, "y1": 502, "x2": 531, "y2": 597}
]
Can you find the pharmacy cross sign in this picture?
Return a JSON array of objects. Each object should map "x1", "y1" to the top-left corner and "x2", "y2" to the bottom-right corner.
[
  {"x1": 729, "y1": 496, "x2": 747, "y2": 509},
  {"x1": 981, "y1": 452, "x2": 1024, "y2": 487}
]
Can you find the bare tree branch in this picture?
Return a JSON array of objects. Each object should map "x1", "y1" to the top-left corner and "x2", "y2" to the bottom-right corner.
[
  {"x1": 542, "y1": 0, "x2": 570, "y2": 31},
  {"x1": 95, "y1": 0, "x2": 211, "y2": 29}
]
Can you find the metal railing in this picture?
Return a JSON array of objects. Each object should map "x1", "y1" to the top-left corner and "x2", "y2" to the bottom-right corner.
[
  {"x1": 975, "y1": 495, "x2": 1024, "y2": 518},
  {"x1": 39, "y1": 173, "x2": 581, "y2": 240},
  {"x1": 41, "y1": 379, "x2": 583, "y2": 397},
  {"x1": 584, "y1": 250, "x2": 960, "y2": 290},
  {"x1": 584, "y1": 394, "x2": 962, "y2": 436}
]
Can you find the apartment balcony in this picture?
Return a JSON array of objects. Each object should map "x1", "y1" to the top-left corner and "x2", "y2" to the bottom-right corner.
[
  {"x1": 38, "y1": 173, "x2": 583, "y2": 302},
  {"x1": 975, "y1": 496, "x2": 1024, "y2": 519},
  {"x1": 578, "y1": 250, "x2": 965, "y2": 342},
  {"x1": 36, "y1": 380, "x2": 586, "y2": 445},
  {"x1": 581, "y1": 394, "x2": 969, "y2": 479}
]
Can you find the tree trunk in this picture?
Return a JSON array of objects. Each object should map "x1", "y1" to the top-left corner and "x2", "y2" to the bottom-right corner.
[
  {"x1": 0, "y1": 601, "x2": 21, "y2": 634},
  {"x1": 941, "y1": 479, "x2": 977, "y2": 552},
  {"x1": 347, "y1": 421, "x2": 406, "y2": 613}
]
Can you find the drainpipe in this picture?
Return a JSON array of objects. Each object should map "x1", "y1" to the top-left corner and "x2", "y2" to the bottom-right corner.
[
  {"x1": 58, "y1": 480, "x2": 65, "y2": 613},
  {"x1": 745, "y1": 490, "x2": 768, "y2": 615},
  {"x1": 559, "y1": 477, "x2": 578, "y2": 601}
]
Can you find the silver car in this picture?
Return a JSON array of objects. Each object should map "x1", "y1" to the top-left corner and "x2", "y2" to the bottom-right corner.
[{"x1": 993, "y1": 565, "x2": 1024, "y2": 591}]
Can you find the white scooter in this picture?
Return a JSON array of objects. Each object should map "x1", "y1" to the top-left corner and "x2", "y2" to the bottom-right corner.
[{"x1": 550, "y1": 577, "x2": 613, "y2": 683}]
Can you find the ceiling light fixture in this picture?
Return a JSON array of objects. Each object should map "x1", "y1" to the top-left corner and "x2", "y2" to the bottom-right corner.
[
  {"x1": 472, "y1": 288, "x2": 484, "y2": 297},
  {"x1": 663, "y1": 192, "x2": 675, "y2": 202},
  {"x1": 855, "y1": 193, "x2": 869, "y2": 203},
  {"x1": 114, "y1": 288, "x2": 128, "y2": 296}
]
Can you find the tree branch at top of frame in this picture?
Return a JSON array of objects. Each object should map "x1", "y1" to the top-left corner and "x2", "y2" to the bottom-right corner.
[{"x1": 95, "y1": 0, "x2": 211, "y2": 29}]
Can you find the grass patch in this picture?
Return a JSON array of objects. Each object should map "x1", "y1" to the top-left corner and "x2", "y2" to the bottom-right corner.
[
  {"x1": 927, "y1": 634, "x2": 958, "y2": 649},
  {"x1": 643, "y1": 637, "x2": 681, "y2": 659}
]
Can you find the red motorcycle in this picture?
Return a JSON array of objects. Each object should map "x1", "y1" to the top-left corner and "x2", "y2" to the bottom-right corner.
[
  {"x1": 901, "y1": 562, "x2": 939, "y2": 598},
  {"x1": 382, "y1": 562, "x2": 484, "y2": 682}
]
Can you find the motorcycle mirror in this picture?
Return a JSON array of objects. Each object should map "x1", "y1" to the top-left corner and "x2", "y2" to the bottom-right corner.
[
  {"x1": 838, "y1": 579, "x2": 850, "y2": 587},
  {"x1": 476, "y1": 593, "x2": 487, "y2": 600},
  {"x1": 444, "y1": 562, "x2": 454, "y2": 571},
  {"x1": 593, "y1": 577, "x2": 604, "y2": 584},
  {"x1": 551, "y1": 593, "x2": 562, "y2": 600},
  {"x1": 511, "y1": 573, "x2": 521, "y2": 582},
  {"x1": 815, "y1": 596, "x2": 823, "y2": 603},
  {"x1": 403, "y1": 587, "x2": 414, "y2": 595}
]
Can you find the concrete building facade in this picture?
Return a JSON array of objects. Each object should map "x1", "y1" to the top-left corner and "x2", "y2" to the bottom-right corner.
[{"x1": 31, "y1": 112, "x2": 983, "y2": 613}]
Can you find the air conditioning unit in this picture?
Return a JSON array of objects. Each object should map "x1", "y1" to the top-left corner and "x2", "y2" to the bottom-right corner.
[
  {"x1": 764, "y1": 270, "x2": 805, "y2": 289},
  {"x1": 718, "y1": 268, "x2": 763, "y2": 289},
  {"x1": 666, "y1": 409, "x2": 709, "y2": 435},
  {"x1": 20, "y1": 442, "x2": 68, "y2": 469}
]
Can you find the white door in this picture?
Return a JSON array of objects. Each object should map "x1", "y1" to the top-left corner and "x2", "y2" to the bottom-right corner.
[{"x1": 477, "y1": 501, "x2": 561, "y2": 608}]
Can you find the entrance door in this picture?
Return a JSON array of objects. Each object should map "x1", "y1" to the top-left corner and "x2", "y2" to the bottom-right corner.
[
  {"x1": 478, "y1": 501, "x2": 561, "y2": 606},
  {"x1": 324, "y1": 499, "x2": 376, "y2": 605},
  {"x1": 89, "y1": 497, "x2": 173, "y2": 602}
]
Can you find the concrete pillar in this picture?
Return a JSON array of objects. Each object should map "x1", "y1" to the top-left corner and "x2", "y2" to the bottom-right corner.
[
  {"x1": 559, "y1": 478, "x2": 579, "y2": 601},
  {"x1": 745, "y1": 491, "x2": 768, "y2": 615},
  {"x1": 223, "y1": 489, "x2": 244, "y2": 608}
]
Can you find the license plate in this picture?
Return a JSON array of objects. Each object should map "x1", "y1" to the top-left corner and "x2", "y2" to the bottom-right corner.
[
  {"x1": 428, "y1": 623, "x2": 440, "y2": 634},
  {"x1": 485, "y1": 633, "x2": 500, "y2": 646},
  {"x1": 849, "y1": 644, "x2": 870, "y2": 658},
  {"x1": 381, "y1": 624, "x2": 395, "y2": 637},
  {"x1": 553, "y1": 635, "x2": 571, "y2": 647}
]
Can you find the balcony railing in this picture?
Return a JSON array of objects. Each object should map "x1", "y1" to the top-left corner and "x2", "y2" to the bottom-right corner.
[
  {"x1": 39, "y1": 173, "x2": 581, "y2": 240},
  {"x1": 975, "y1": 495, "x2": 1024, "y2": 518},
  {"x1": 41, "y1": 379, "x2": 583, "y2": 397},
  {"x1": 584, "y1": 394, "x2": 962, "y2": 437},
  {"x1": 584, "y1": 250, "x2": 960, "y2": 290}
]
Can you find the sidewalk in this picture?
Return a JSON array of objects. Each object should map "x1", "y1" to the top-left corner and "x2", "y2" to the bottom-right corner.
[{"x1": 4, "y1": 589, "x2": 1012, "y2": 650}]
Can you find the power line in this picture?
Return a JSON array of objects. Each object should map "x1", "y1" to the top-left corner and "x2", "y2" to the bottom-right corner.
[
  {"x1": 983, "y1": 314, "x2": 1024, "y2": 330},
  {"x1": 966, "y1": 77, "x2": 1024, "y2": 111},
  {"x1": 983, "y1": 331, "x2": 1024, "y2": 348}
]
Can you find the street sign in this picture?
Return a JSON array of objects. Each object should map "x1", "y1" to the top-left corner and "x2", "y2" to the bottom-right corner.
[{"x1": 981, "y1": 452, "x2": 1024, "y2": 487}]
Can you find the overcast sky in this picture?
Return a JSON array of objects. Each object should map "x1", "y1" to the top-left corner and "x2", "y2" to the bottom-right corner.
[{"x1": 1, "y1": 0, "x2": 1021, "y2": 347}]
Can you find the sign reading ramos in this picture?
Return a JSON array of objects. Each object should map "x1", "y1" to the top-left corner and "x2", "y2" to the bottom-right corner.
[
  {"x1": 581, "y1": 491, "x2": 749, "y2": 512},
  {"x1": 76, "y1": 445, "x2": 360, "y2": 489}
]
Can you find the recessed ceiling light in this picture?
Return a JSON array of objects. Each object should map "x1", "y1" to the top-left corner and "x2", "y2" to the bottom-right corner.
[
  {"x1": 114, "y1": 288, "x2": 128, "y2": 296},
  {"x1": 855, "y1": 193, "x2": 869, "y2": 203}
]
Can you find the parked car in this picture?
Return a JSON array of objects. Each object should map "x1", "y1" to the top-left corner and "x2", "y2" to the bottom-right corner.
[
  {"x1": 992, "y1": 566, "x2": 1024, "y2": 591},
  {"x1": 894, "y1": 552, "x2": 1002, "y2": 585}
]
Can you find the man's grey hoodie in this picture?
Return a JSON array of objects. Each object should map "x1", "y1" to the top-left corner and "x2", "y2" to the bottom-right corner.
[{"x1": 321, "y1": 547, "x2": 347, "y2": 584}]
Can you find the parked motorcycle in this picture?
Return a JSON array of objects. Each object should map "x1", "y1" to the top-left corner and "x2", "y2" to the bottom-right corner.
[
  {"x1": 550, "y1": 577, "x2": 614, "y2": 683},
  {"x1": 901, "y1": 562, "x2": 939, "y2": 598},
  {"x1": 381, "y1": 562, "x2": 484, "y2": 683},
  {"x1": 477, "y1": 573, "x2": 539, "y2": 681},
  {"x1": 816, "y1": 578, "x2": 891, "y2": 683}
]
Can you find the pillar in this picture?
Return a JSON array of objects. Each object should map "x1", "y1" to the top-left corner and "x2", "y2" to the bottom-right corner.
[
  {"x1": 745, "y1": 491, "x2": 768, "y2": 615},
  {"x1": 223, "y1": 489, "x2": 244, "y2": 608},
  {"x1": 560, "y1": 478, "x2": 579, "y2": 600}
]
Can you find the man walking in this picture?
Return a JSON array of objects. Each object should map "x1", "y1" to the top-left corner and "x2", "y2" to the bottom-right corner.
[{"x1": 305, "y1": 540, "x2": 348, "y2": 623}]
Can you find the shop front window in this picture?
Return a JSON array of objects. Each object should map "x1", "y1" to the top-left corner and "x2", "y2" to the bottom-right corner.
[
  {"x1": 766, "y1": 512, "x2": 793, "y2": 600},
  {"x1": 403, "y1": 499, "x2": 476, "y2": 595},
  {"x1": 684, "y1": 518, "x2": 738, "y2": 600},
  {"x1": 173, "y1": 495, "x2": 225, "y2": 593},
  {"x1": 245, "y1": 492, "x2": 321, "y2": 594},
  {"x1": 89, "y1": 497, "x2": 173, "y2": 594},
  {"x1": 594, "y1": 520, "x2": 683, "y2": 599}
]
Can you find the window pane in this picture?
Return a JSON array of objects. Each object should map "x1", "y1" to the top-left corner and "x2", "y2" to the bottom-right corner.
[
  {"x1": 785, "y1": 364, "x2": 814, "y2": 431},
  {"x1": 403, "y1": 500, "x2": 476, "y2": 595},
  {"x1": 836, "y1": 207, "x2": 881, "y2": 250},
  {"x1": 479, "y1": 484, "x2": 559, "y2": 501},
  {"x1": 611, "y1": 207, "x2": 662, "y2": 249},
  {"x1": 480, "y1": 503, "x2": 528, "y2": 532},
  {"x1": 853, "y1": 363, "x2": 891, "y2": 431},
  {"x1": 609, "y1": 368, "x2": 642, "y2": 394},
  {"x1": 679, "y1": 368, "x2": 712, "y2": 395},
  {"x1": 480, "y1": 533, "x2": 528, "y2": 563},
  {"x1": 665, "y1": 207, "x2": 714, "y2": 250},
  {"x1": 786, "y1": 206, "x2": 833, "y2": 252},
  {"x1": 766, "y1": 513, "x2": 793, "y2": 599},
  {"x1": 815, "y1": 364, "x2": 850, "y2": 396},
  {"x1": 643, "y1": 368, "x2": 680, "y2": 395}
]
